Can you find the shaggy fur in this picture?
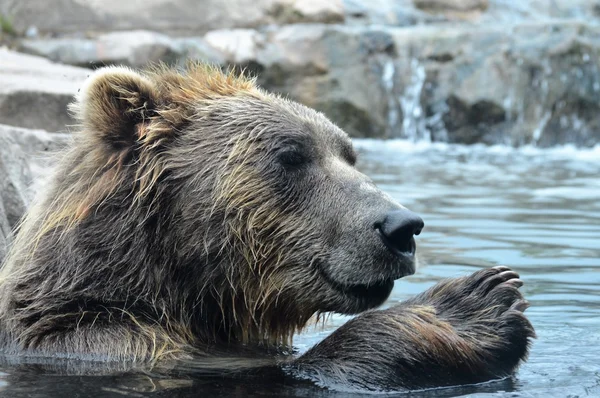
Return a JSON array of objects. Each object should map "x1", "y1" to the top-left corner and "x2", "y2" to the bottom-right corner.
[
  {"x1": 0, "y1": 64, "x2": 534, "y2": 391},
  {"x1": 293, "y1": 267, "x2": 535, "y2": 390}
]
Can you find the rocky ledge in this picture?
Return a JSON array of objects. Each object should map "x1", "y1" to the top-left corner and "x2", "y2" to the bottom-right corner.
[
  {"x1": 0, "y1": 124, "x2": 70, "y2": 259},
  {"x1": 7, "y1": 23, "x2": 600, "y2": 146},
  {"x1": 2, "y1": 0, "x2": 600, "y2": 145}
]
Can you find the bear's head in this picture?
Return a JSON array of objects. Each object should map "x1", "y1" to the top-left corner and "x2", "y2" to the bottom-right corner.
[{"x1": 7, "y1": 65, "x2": 423, "y2": 345}]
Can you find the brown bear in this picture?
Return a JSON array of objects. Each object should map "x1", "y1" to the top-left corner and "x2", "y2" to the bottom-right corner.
[{"x1": 0, "y1": 64, "x2": 534, "y2": 391}]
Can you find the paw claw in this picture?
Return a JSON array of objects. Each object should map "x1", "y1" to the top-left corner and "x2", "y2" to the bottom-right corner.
[
  {"x1": 475, "y1": 270, "x2": 520, "y2": 295},
  {"x1": 502, "y1": 278, "x2": 524, "y2": 289},
  {"x1": 510, "y1": 299, "x2": 530, "y2": 312},
  {"x1": 498, "y1": 270, "x2": 520, "y2": 280},
  {"x1": 420, "y1": 266, "x2": 532, "y2": 335}
]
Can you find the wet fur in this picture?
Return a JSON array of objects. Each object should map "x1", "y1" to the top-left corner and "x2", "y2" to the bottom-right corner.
[
  {"x1": 293, "y1": 267, "x2": 535, "y2": 390},
  {"x1": 0, "y1": 64, "x2": 534, "y2": 391}
]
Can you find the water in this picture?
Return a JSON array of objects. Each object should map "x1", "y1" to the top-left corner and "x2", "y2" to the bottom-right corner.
[
  {"x1": 0, "y1": 141, "x2": 599, "y2": 397},
  {"x1": 399, "y1": 59, "x2": 429, "y2": 142}
]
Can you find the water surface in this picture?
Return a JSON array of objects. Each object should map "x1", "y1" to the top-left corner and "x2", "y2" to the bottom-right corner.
[{"x1": 1, "y1": 141, "x2": 599, "y2": 397}]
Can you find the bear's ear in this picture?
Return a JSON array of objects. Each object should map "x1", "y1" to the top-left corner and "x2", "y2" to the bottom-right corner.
[{"x1": 71, "y1": 66, "x2": 159, "y2": 148}]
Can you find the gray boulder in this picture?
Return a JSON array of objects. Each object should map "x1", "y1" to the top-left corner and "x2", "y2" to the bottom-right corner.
[
  {"x1": 202, "y1": 25, "x2": 394, "y2": 138},
  {"x1": 0, "y1": 0, "x2": 344, "y2": 36},
  {"x1": 5, "y1": 13, "x2": 600, "y2": 147},
  {"x1": 0, "y1": 128, "x2": 33, "y2": 229},
  {"x1": 344, "y1": 0, "x2": 600, "y2": 26},
  {"x1": 19, "y1": 30, "x2": 188, "y2": 69},
  {"x1": 384, "y1": 21, "x2": 600, "y2": 146},
  {"x1": 0, "y1": 124, "x2": 71, "y2": 181},
  {"x1": 5, "y1": 0, "x2": 595, "y2": 36},
  {"x1": 0, "y1": 48, "x2": 88, "y2": 132},
  {"x1": 0, "y1": 199, "x2": 10, "y2": 262},
  {"x1": 414, "y1": 0, "x2": 488, "y2": 11},
  {"x1": 171, "y1": 21, "x2": 600, "y2": 145},
  {"x1": 18, "y1": 31, "x2": 228, "y2": 68},
  {"x1": 0, "y1": 133, "x2": 29, "y2": 261},
  {"x1": 0, "y1": 124, "x2": 70, "y2": 262}
]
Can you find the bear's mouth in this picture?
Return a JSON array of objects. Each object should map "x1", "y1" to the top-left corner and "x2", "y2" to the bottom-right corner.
[
  {"x1": 336, "y1": 279, "x2": 395, "y2": 302},
  {"x1": 318, "y1": 267, "x2": 395, "y2": 308}
]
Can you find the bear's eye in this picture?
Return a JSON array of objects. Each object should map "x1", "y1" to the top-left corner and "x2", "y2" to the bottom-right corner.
[
  {"x1": 342, "y1": 144, "x2": 358, "y2": 166},
  {"x1": 278, "y1": 150, "x2": 308, "y2": 168},
  {"x1": 345, "y1": 149, "x2": 358, "y2": 166}
]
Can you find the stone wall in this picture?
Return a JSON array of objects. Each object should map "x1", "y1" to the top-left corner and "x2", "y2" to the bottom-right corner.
[
  {"x1": 3, "y1": 1, "x2": 600, "y2": 145},
  {"x1": 2, "y1": 0, "x2": 600, "y2": 145}
]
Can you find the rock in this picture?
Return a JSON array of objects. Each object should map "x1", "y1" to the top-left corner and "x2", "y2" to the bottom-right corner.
[
  {"x1": 203, "y1": 30, "x2": 265, "y2": 65},
  {"x1": 174, "y1": 38, "x2": 227, "y2": 65},
  {"x1": 0, "y1": 126, "x2": 34, "y2": 261},
  {"x1": 343, "y1": 0, "x2": 446, "y2": 27},
  {"x1": 414, "y1": 0, "x2": 488, "y2": 12},
  {"x1": 2, "y1": 0, "x2": 598, "y2": 36},
  {"x1": 19, "y1": 31, "x2": 181, "y2": 68},
  {"x1": 344, "y1": 0, "x2": 600, "y2": 26},
  {"x1": 0, "y1": 124, "x2": 70, "y2": 198},
  {"x1": 0, "y1": 124, "x2": 70, "y2": 262},
  {"x1": 234, "y1": 25, "x2": 393, "y2": 138},
  {"x1": 0, "y1": 124, "x2": 71, "y2": 181},
  {"x1": 272, "y1": 0, "x2": 344, "y2": 24},
  {"x1": 0, "y1": 0, "x2": 344, "y2": 36},
  {"x1": 208, "y1": 20, "x2": 600, "y2": 145},
  {"x1": 182, "y1": 21, "x2": 600, "y2": 146},
  {"x1": 0, "y1": 199, "x2": 10, "y2": 262},
  {"x1": 0, "y1": 134, "x2": 29, "y2": 261},
  {"x1": 0, "y1": 49, "x2": 88, "y2": 132},
  {"x1": 385, "y1": 21, "x2": 600, "y2": 146},
  {"x1": 19, "y1": 32, "x2": 227, "y2": 69},
  {"x1": 0, "y1": 129, "x2": 33, "y2": 229},
  {"x1": 4, "y1": 6, "x2": 600, "y2": 147},
  {"x1": 413, "y1": 0, "x2": 489, "y2": 21},
  {"x1": 183, "y1": 21, "x2": 600, "y2": 145}
]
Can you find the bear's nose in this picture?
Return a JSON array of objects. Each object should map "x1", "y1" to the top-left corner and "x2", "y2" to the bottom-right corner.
[{"x1": 376, "y1": 209, "x2": 424, "y2": 255}]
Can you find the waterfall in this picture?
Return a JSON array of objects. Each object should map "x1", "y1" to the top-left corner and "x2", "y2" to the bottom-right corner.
[
  {"x1": 380, "y1": 58, "x2": 446, "y2": 142},
  {"x1": 532, "y1": 111, "x2": 552, "y2": 143},
  {"x1": 399, "y1": 58, "x2": 430, "y2": 141},
  {"x1": 381, "y1": 59, "x2": 399, "y2": 137},
  {"x1": 530, "y1": 59, "x2": 553, "y2": 144}
]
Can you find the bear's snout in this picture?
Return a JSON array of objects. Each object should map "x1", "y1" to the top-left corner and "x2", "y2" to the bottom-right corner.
[{"x1": 375, "y1": 209, "x2": 424, "y2": 258}]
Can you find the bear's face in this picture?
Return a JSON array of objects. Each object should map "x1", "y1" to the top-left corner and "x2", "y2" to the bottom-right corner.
[{"x1": 71, "y1": 65, "x2": 423, "y2": 335}]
